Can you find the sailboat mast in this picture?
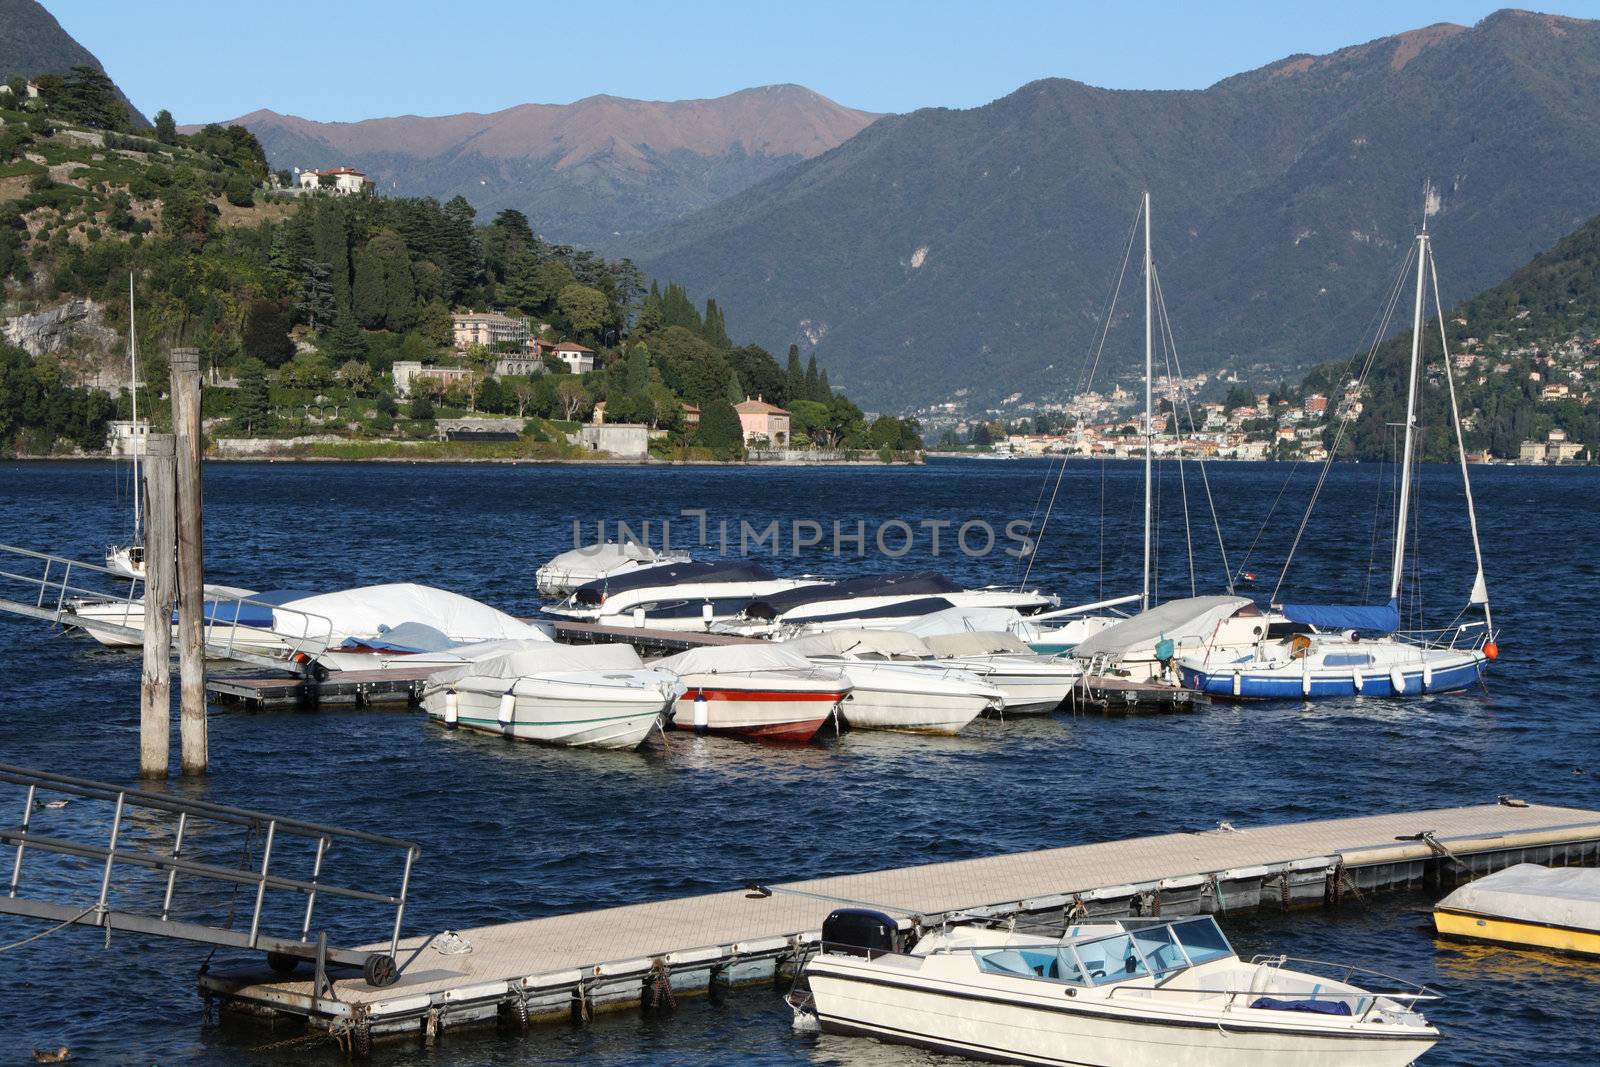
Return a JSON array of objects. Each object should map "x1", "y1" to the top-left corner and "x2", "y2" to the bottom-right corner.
[
  {"x1": 1390, "y1": 226, "x2": 1429, "y2": 602},
  {"x1": 128, "y1": 271, "x2": 141, "y2": 543},
  {"x1": 1141, "y1": 191, "x2": 1153, "y2": 612}
]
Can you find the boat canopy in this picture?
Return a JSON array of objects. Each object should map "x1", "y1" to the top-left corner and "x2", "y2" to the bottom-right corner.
[
  {"x1": 746, "y1": 572, "x2": 961, "y2": 619},
  {"x1": 427, "y1": 643, "x2": 645, "y2": 687},
  {"x1": 1436, "y1": 863, "x2": 1600, "y2": 932},
  {"x1": 783, "y1": 629, "x2": 933, "y2": 660},
  {"x1": 897, "y1": 606, "x2": 1027, "y2": 638},
  {"x1": 654, "y1": 643, "x2": 819, "y2": 675},
  {"x1": 571, "y1": 559, "x2": 781, "y2": 605},
  {"x1": 924, "y1": 631, "x2": 1034, "y2": 657},
  {"x1": 1071, "y1": 596, "x2": 1254, "y2": 658},
  {"x1": 542, "y1": 541, "x2": 660, "y2": 571},
  {"x1": 274, "y1": 583, "x2": 549, "y2": 643},
  {"x1": 338, "y1": 621, "x2": 456, "y2": 653},
  {"x1": 1280, "y1": 599, "x2": 1398, "y2": 633}
]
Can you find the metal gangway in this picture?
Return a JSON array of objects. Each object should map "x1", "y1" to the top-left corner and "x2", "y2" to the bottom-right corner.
[
  {"x1": 0, "y1": 542, "x2": 333, "y2": 673},
  {"x1": 0, "y1": 764, "x2": 420, "y2": 988}
]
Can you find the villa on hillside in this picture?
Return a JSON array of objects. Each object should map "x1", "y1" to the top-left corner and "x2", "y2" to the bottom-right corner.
[
  {"x1": 1520, "y1": 428, "x2": 1587, "y2": 464},
  {"x1": 392, "y1": 361, "x2": 471, "y2": 398},
  {"x1": 735, "y1": 396, "x2": 790, "y2": 447},
  {"x1": 296, "y1": 166, "x2": 374, "y2": 195},
  {"x1": 554, "y1": 342, "x2": 596, "y2": 374},
  {"x1": 452, "y1": 311, "x2": 530, "y2": 352}
]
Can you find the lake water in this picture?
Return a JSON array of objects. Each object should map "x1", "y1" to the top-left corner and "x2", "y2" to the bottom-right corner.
[{"x1": 0, "y1": 457, "x2": 1597, "y2": 1065}]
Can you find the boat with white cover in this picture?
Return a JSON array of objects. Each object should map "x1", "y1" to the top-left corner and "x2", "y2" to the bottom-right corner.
[
  {"x1": 543, "y1": 560, "x2": 821, "y2": 630},
  {"x1": 1070, "y1": 595, "x2": 1266, "y2": 685},
  {"x1": 652, "y1": 644, "x2": 850, "y2": 742},
  {"x1": 1177, "y1": 208, "x2": 1496, "y2": 701},
  {"x1": 781, "y1": 630, "x2": 1002, "y2": 734},
  {"x1": 421, "y1": 644, "x2": 679, "y2": 750},
  {"x1": 1434, "y1": 863, "x2": 1600, "y2": 958},
  {"x1": 67, "y1": 587, "x2": 317, "y2": 655},
  {"x1": 798, "y1": 908, "x2": 1439, "y2": 1066},
  {"x1": 314, "y1": 621, "x2": 554, "y2": 673},
  {"x1": 534, "y1": 541, "x2": 690, "y2": 597},
  {"x1": 920, "y1": 631, "x2": 1081, "y2": 714}
]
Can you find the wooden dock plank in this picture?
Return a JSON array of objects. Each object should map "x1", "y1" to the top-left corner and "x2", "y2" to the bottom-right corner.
[{"x1": 209, "y1": 801, "x2": 1600, "y2": 1010}]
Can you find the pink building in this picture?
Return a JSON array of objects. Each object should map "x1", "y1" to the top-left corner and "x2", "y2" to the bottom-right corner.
[{"x1": 734, "y1": 397, "x2": 790, "y2": 446}]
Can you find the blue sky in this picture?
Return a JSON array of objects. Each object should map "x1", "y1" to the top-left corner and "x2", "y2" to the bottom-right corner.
[{"x1": 46, "y1": 0, "x2": 1600, "y2": 123}]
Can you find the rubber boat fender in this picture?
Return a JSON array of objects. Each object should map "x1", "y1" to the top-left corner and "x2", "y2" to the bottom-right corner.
[
  {"x1": 1301, "y1": 661, "x2": 1312, "y2": 697},
  {"x1": 692, "y1": 688, "x2": 709, "y2": 732},
  {"x1": 1231, "y1": 670, "x2": 1242, "y2": 697},
  {"x1": 498, "y1": 690, "x2": 516, "y2": 732},
  {"x1": 1352, "y1": 670, "x2": 1364, "y2": 693},
  {"x1": 1422, "y1": 662, "x2": 1433, "y2": 690},
  {"x1": 1389, "y1": 666, "x2": 1407, "y2": 694},
  {"x1": 444, "y1": 690, "x2": 458, "y2": 726}
]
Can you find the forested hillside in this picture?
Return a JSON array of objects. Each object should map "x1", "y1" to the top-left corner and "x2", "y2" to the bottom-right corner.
[{"x1": 1304, "y1": 214, "x2": 1600, "y2": 461}]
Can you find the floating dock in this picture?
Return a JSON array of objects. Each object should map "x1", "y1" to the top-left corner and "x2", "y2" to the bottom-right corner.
[
  {"x1": 1073, "y1": 673, "x2": 1205, "y2": 712},
  {"x1": 202, "y1": 801, "x2": 1600, "y2": 1051},
  {"x1": 204, "y1": 623, "x2": 757, "y2": 709}
]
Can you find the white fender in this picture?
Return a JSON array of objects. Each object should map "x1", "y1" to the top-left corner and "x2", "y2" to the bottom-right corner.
[
  {"x1": 1352, "y1": 670, "x2": 1364, "y2": 693},
  {"x1": 1301, "y1": 664, "x2": 1312, "y2": 697},
  {"x1": 701, "y1": 601, "x2": 714, "y2": 628},
  {"x1": 1422, "y1": 663, "x2": 1434, "y2": 690},
  {"x1": 632, "y1": 607, "x2": 646, "y2": 627},
  {"x1": 498, "y1": 690, "x2": 516, "y2": 731},
  {"x1": 1389, "y1": 666, "x2": 1407, "y2": 694},
  {"x1": 1231, "y1": 671, "x2": 1242, "y2": 697},
  {"x1": 692, "y1": 689, "x2": 709, "y2": 731},
  {"x1": 443, "y1": 690, "x2": 458, "y2": 726}
]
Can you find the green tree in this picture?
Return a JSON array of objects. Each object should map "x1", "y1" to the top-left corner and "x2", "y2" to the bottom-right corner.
[
  {"x1": 45, "y1": 66, "x2": 128, "y2": 131},
  {"x1": 697, "y1": 398, "x2": 745, "y2": 458},
  {"x1": 726, "y1": 368, "x2": 744, "y2": 406},
  {"x1": 235, "y1": 358, "x2": 271, "y2": 434},
  {"x1": 408, "y1": 394, "x2": 435, "y2": 420},
  {"x1": 352, "y1": 229, "x2": 416, "y2": 331},
  {"x1": 635, "y1": 281, "x2": 664, "y2": 333},
  {"x1": 241, "y1": 300, "x2": 294, "y2": 368},
  {"x1": 555, "y1": 377, "x2": 593, "y2": 421},
  {"x1": 817, "y1": 369, "x2": 832, "y2": 400},
  {"x1": 805, "y1": 353, "x2": 820, "y2": 400},
  {"x1": 154, "y1": 109, "x2": 177, "y2": 144},
  {"x1": 323, "y1": 313, "x2": 366, "y2": 364},
  {"x1": 533, "y1": 261, "x2": 577, "y2": 308},
  {"x1": 624, "y1": 344, "x2": 650, "y2": 395},
  {"x1": 498, "y1": 252, "x2": 542, "y2": 314},
  {"x1": 557, "y1": 284, "x2": 608, "y2": 339},
  {"x1": 784, "y1": 344, "x2": 805, "y2": 404},
  {"x1": 337, "y1": 359, "x2": 373, "y2": 394},
  {"x1": 702, "y1": 298, "x2": 731, "y2": 348}
]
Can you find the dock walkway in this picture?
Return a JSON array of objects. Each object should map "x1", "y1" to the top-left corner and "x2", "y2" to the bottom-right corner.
[{"x1": 204, "y1": 801, "x2": 1600, "y2": 1045}]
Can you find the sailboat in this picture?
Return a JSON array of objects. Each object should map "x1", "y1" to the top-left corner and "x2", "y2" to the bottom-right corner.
[
  {"x1": 1176, "y1": 202, "x2": 1497, "y2": 699},
  {"x1": 106, "y1": 274, "x2": 146, "y2": 581}
]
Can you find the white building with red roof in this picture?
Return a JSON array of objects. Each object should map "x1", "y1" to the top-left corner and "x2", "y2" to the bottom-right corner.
[{"x1": 297, "y1": 166, "x2": 374, "y2": 195}]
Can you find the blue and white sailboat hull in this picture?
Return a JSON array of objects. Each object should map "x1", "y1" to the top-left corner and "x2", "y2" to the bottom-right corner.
[{"x1": 1178, "y1": 645, "x2": 1487, "y2": 701}]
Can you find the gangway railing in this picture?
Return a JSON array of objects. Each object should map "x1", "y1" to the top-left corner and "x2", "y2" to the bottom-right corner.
[
  {"x1": 0, "y1": 764, "x2": 420, "y2": 987},
  {"x1": 0, "y1": 543, "x2": 333, "y2": 672}
]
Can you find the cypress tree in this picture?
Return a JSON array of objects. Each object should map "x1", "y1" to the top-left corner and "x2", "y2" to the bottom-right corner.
[
  {"x1": 726, "y1": 368, "x2": 744, "y2": 406},
  {"x1": 625, "y1": 344, "x2": 651, "y2": 396},
  {"x1": 702, "y1": 298, "x2": 731, "y2": 348},
  {"x1": 784, "y1": 344, "x2": 805, "y2": 403},
  {"x1": 817, "y1": 368, "x2": 831, "y2": 400},
  {"x1": 805, "y1": 353, "x2": 819, "y2": 400}
]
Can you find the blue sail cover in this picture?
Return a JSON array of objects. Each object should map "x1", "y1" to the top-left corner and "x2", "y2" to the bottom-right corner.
[{"x1": 1281, "y1": 600, "x2": 1399, "y2": 633}]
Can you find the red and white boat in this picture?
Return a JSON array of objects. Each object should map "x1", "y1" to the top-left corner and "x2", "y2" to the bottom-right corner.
[{"x1": 653, "y1": 644, "x2": 851, "y2": 742}]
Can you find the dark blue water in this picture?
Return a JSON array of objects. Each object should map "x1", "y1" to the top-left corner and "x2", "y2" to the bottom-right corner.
[{"x1": 1, "y1": 458, "x2": 1597, "y2": 1065}]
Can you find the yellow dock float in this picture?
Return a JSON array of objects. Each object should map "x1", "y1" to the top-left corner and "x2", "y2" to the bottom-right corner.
[{"x1": 202, "y1": 800, "x2": 1600, "y2": 1051}]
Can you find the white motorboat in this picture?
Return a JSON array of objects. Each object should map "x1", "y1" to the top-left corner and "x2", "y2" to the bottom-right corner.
[
  {"x1": 798, "y1": 909, "x2": 1439, "y2": 1066},
  {"x1": 782, "y1": 630, "x2": 1002, "y2": 735},
  {"x1": 421, "y1": 644, "x2": 679, "y2": 750},
  {"x1": 1177, "y1": 203, "x2": 1496, "y2": 701},
  {"x1": 543, "y1": 560, "x2": 822, "y2": 630},
  {"x1": 716, "y1": 572, "x2": 1058, "y2": 637},
  {"x1": 66, "y1": 587, "x2": 318, "y2": 656},
  {"x1": 652, "y1": 644, "x2": 851, "y2": 742},
  {"x1": 534, "y1": 541, "x2": 690, "y2": 597},
  {"x1": 920, "y1": 631, "x2": 1082, "y2": 714},
  {"x1": 1071, "y1": 595, "x2": 1267, "y2": 685},
  {"x1": 313, "y1": 621, "x2": 554, "y2": 673}
]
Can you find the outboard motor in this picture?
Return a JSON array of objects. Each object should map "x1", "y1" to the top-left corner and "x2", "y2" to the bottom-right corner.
[{"x1": 821, "y1": 908, "x2": 902, "y2": 957}]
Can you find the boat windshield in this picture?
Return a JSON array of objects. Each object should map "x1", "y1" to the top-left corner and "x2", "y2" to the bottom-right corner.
[
  {"x1": 973, "y1": 917, "x2": 1236, "y2": 988},
  {"x1": 1170, "y1": 917, "x2": 1234, "y2": 966}
]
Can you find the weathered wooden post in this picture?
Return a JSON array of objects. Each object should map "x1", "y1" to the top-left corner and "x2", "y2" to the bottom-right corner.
[
  {"x1": 170, "y1": 346, "x2": 208, "y2": 775},
  {"x1": 140, "y1": 432, "x2": 177, "y2": 778}
]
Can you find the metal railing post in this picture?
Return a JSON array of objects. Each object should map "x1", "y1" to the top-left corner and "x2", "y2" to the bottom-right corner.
[
  {"x1": 98, "y1": 792, "x2": 126, "y2": 915},
  {"x1": 248, "y1": 820, "x2": 276, "y2": 948},
  {"x1": 390, "y1": 846, "x2": 417, "y2": 957},
  {"x1": 36, "y1": 559, "x2": 50, "y2": 609},
  {"x1": 301, "y1": 836, "x2": 327, "y2": 941},
  {"x1": 9, "y1": 784, "x2": 34, "y2": 895},
  {"x1": 160, "y1": 811, "x2": 188, "y2": 921}
]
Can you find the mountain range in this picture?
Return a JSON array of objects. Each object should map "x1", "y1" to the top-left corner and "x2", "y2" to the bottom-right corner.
[
  {"x1": 0, "y1": 0, "x2": 146, "y2": 125},
  {"x1": 628, "y1": 9, "x2": 1600, "y2": 409},
  {"x1": 202, "y1": 86, "x2": 879, "y2": 249}
]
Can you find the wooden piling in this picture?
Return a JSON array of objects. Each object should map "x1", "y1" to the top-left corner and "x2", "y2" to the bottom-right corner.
[
  {"x1": 139, "y1": 433, "x2": 177, "y2": 779},
  {"x1": 169, "y1": 347, "x2": 208, "y2": 775}
]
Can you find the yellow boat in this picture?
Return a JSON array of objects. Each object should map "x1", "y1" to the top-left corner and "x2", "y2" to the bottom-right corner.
[{"x1": 1434, "y1": 863, "x2": 1600, "y2": 958}]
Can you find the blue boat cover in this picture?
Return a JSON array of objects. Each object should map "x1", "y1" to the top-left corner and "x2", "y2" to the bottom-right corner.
[
  {"x1": 779, "y1": 597, "x2": 956, "y2": 626},
  {"x1": 173, "y1": 590, "x2": 313, "y2": 628},
  {"x1": 1250, "y1": 997, "x2": 1352, "y2": 1016},
  {"x1": 1280, "y1": 600, "x2": 1398, "y2": 633},
  {"x1": 745, "y1": 571, "x2": 961, "y2": 619},
  {"x1": 572, "y1": 560, "x2": 776, "y2": 606}
]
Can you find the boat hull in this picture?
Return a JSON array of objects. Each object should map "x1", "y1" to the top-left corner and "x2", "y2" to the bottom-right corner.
[
  {"x1": 838, "y1": 682, "x2": 990, "y2": 735},
  {"x1": 807, "y1": 965, "x2": 1435, "y2": 1067},
  {"x1": 423, "y1": 683, "x2": 666, "y2": 750},
  {"x1": 1434, "y1": 908, "x2": 1600, "y2": 958},
  {"x1": 1178, "y1": 651, "x2": 1485, "y2": 701},
  {"x1": 670, "y1": 679, "x2": 843, "y2": 741}
]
